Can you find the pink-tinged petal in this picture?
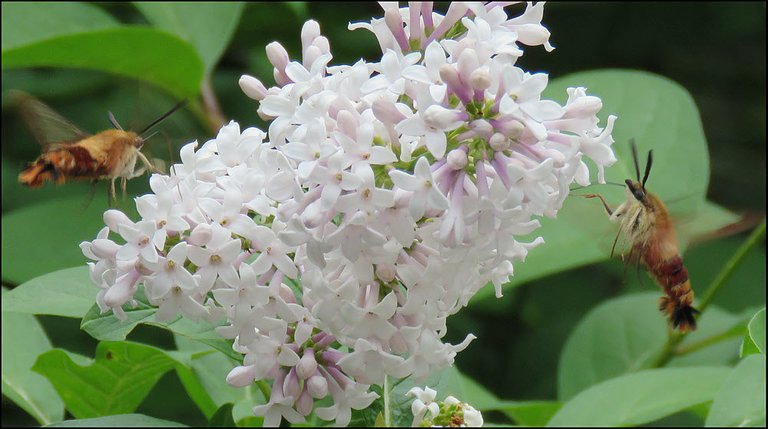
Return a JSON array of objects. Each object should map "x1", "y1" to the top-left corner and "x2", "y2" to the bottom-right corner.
[{"x1": 277, "y1": 346, "x2": 300, "y2": 367}]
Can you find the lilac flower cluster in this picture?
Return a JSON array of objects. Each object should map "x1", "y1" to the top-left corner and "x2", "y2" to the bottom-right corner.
[{"x1": 82, "y1": 2, "x2": 616, "y2": 426}]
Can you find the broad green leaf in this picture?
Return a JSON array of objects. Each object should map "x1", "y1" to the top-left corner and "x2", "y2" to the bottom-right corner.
[
  {"x1": 706, "y1": 354, "x2": 766, "y2": 427},
  {"x1": 548, "y1": 366, "x2": 732, "y2": 426},
  {"x1": 1, "y1": 2, "x2": 118, "y2": 51},
  {"x1": 2, "y1": 266, "x2": 94, "y2": 318},
  {"x1": 2, "y1": 27, "x2": 203, "y2": 99},
  {"x1": 32, "y1": 342, "x2": 177, "y2": 419},
  {"x1": 470, "y1": 70, "x2": 738, "y2": 299},
  {"x1": 207, "y1": 403, "x2": 236, "y2": 427},
  {"x1": 1, "y1": 288, "x2": 65, "y2": 425},
  {"x1": 668, "y1": 306, "x2": 748, "y2": 367},
  {"x1": 557, "y1": 293, "x2": 667, "y2": 401},
  {"x1": 79, "y1": 292, "x2": 157, "y2": 342},
  {"x1": 1, "y1": 196, "x2": 137, "y2": 285},
  {"x1": 80, "y1": 288, "x2": 238, "y2": 360},
  {"x1": 134, "y1": 2, "x2": 244, "y2": 73},
  {"x1": 47, "y1": 414, "x2": 186, "y2": 427},
  {"x1": 740, "y1": 308, "x2": 766, "y2": 357},
  {"x1": 497, "y1": 401, "x2": 562, "y2": 426},
  {"x1": 174, "y1": 335, "x2": 262, "y2": 423}
]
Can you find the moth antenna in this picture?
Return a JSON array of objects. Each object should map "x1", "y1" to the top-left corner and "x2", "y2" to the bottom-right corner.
[
  {"x1": 108, "y1": 112, "x2": 124, "y2": 130},
  {"x1": 139, "y1": 100, "x2": 188, "y2": 137},
  {"x1": 143, "y1": 131, "x2": 160, "y2": 141},
  {"x1": 629, "y1": 138, "x2": 641, "y2": 182},
  {"x1": 569, "y1": 181, "x2": 625, "y2": 192},
  {"x1": 642, "y1": 150, "x2": 654, "y2": 187}
]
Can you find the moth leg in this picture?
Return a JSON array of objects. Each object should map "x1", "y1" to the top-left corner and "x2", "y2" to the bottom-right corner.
[
  {"x1": 137, "y1": 150, "x2": 163, "y2": 174},
  {"x1": 581, "y1": 193, "x2": 614, "y2": 216},
  {"x1": 110, "y1": 178, "x2": 118, "y2": 207},
  {"x1": 81, "y1": 180, "x2": 98, "y2": 210},
  {"x1": 121, "y1": 177, "x2": 128, "y2": 201}
]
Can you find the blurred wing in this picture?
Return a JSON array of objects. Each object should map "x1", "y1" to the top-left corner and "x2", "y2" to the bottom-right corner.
[{"x1": 12, "y1": 91, "x2": 90, "y2": 149}]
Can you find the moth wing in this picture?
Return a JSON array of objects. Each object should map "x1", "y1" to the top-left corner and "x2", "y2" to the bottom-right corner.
[{"x1": 11, "y1": 91, "x2": 91, "y2": 149}]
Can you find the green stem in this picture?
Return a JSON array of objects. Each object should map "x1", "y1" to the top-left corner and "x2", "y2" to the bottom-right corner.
[
  {"x1": 674, "y1": 327, "x2": 745, "y2": 356},
  {"x1": 383, "y1": 375, "x2": 392, "y2": 427},
  {"x1": 650, "y1": 217, "x2": 766, "y2": 368},
  {"x1": 255, "y1": 380, "x2": 271, "y2": 402},
  {"x1": 697, "y1": 217, "x2": 766, "y2": 313}
]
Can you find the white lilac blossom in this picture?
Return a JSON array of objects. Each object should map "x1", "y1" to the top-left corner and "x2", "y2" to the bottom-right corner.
[
  {"x1": 407, "y1": 386, "x2": 484, "y2": 427},
  {"x1": 82, "y1": 2, "x2": 616, "y2": 426}
]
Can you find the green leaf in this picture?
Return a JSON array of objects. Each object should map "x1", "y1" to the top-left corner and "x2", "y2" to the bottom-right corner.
[
  {"x1": 472, "y1": 70, "x2": 738, "y2": 299},
  {"x1": 706, "y1": 354, "x2": 766, "y2": 427},
  {"x1": 134, "y1": 2, "x2": 244, "y2": 74},
  {"x1": 1, "y1": 196, "x2": 137, "y2": 285},
  {"x1": 173, "y1": 363, "x2": 219, "y2": 420},
  {"x1": 2, "y1": 27, "x2": 203, "y2": 99},
  {"x1": 46, "y1": 413, "x2": 186, "y2": 427},
  {"x1": 1, "y1": 288, "x2": 65, "y2": 425},
  {"x1": 741, "y1": 308, "x2": 766, "y2": 357},
  {"x1": 32, "y1": 342, "x2": 177, "y2": 419},
  {"x1": 173, "y1": 335, "x2": 263, "y2": 423},
  {"x1": 497, "y1": 401, "x2": 562, "y2": 426},
  {"x1": 668, "y1": 306, "x2": 749, "y2": 367},
  {"x1": 1, "y1": 2, "x2": 118, "y2": 51},
  {"x1": 207, "y1": 403, "x2": 236, "y2": 427},
  {"x1": 80, "y1": 288, "x2": 239, "y2": 360},
  {"x1": 548, "y1": 366, "x2": 732, "y2": 426},
  {"x1": 2, "y1": 267, "x2": 94, "y2": 317},
  {"x1": 79, "y1": 291, "x2": 157, "y2": 341},
  {"x1": 557, "y1": 293, "x2": 667, "y2": 401}
]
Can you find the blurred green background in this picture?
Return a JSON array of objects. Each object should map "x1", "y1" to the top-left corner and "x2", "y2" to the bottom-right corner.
[{"x1": 2, "y1": 2, "x2": 765, "y2": 426}]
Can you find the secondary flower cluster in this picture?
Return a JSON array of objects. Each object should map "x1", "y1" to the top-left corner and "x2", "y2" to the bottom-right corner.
[
  {"x1": 82, "y1": 2, "x2": 616, "y2": 426},
  {"x1": 408, "y1": 386, "x2": 483, "y2": 427}
]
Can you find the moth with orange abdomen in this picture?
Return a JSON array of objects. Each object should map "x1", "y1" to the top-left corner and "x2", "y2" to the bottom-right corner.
[
  {"x1": 582, "y1": 141, "x2": 699, "y2": 332},
  {"x1": 15, "y1": 91, "x2": 186, "y2": 205}
]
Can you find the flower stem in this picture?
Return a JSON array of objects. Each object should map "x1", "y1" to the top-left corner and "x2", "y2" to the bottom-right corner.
[
  {"x1": 255, "y1": 380, "x2": 271, "y2": 402},
  {"x1": 383, "y1": 375, "x2": 392, "y2": 426},
  {"x1": 674, "y1": 326, "x2": 745, "y2": 356},
  {"x1": 697, "y1": 217, "x2": 766, "y2": 313},
  {"x1": 650, "y1": 217, "x2": 766, "y2": 368}
]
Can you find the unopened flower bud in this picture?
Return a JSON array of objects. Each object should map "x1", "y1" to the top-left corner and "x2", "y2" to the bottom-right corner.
[
  {"x1": 504, "y1": 119, "x2": 526, "y2": 139},
  {"x1": 372, "y1": 98, "x2": 406, "y2": 124},
  {"x1": 447, "y1": 148, "x2": 468, "y2": 170},
  {"x1": 303, "y1": 45, "x2": 324, "y2": 69},
  {"x1": 313, "y1": 36, "x2": 330, "y2": 55},
  {"x1": 226, "y1": 365, "x2": 256, "y2": 387},
  {"x1": 470, "y1": 67, "x2": 491, "y2": 91},
  {"x1": 307, "y1": 373, "x2": 328, "y2": 398},
  {"x1": 423, "y1": 105, "x2": 460, "y2": 130},
  {"x1": 283, "y1": 368, "x2": 301, "y2": 400},
  {"x1": 239, "y1": 75, "x2": 268, "y2": 101},
  {"x1": 489, "y1": 133, "x2": 511, "y2": 151},
  {"x1": 296, "y1": 388, "x2": 314, "y2": 416},
  {"x1": 104, "y1": 209, "x2": 133, "y2": 232},
  {"x1": 91, "y1": 239, "x2": 120, "y2": 259},
  {"x1": 375, "y1": 263, "x2": 397, "y2": 282},
  {"x1": 297, "y1": 349, "x2": 318, "y2": 379},
  {"x1": 301, "y1": 20, "x2": 322, "y2": 52},
  {"x1": 266, "y1": 42, "x2": 290, "y2": 71}
]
